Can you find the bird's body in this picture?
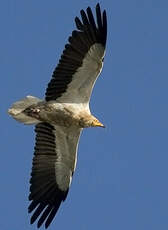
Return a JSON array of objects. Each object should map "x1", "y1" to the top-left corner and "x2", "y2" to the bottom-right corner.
[
  {"x1": 9, "y1": 97, "x2": 104, "y2": 128},
  {"x1": 8, "y1": 3, "x2": 107, "y2": 228}
]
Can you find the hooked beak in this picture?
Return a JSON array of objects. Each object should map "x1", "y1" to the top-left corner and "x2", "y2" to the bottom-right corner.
[{"x1": 92, "y1": 120, "x2": 105, "y2": 128}]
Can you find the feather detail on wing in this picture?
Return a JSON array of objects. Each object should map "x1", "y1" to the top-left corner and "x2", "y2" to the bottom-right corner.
[
  {"x1": 29, "y1": 122, "x2": 82, "y2": 228},
  {"x1": 45, "y1": 3, "x2": 107, "y2": 103}
]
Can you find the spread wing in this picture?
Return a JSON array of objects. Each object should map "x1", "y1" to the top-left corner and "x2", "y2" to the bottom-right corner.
[
  {"x1": 45, "y1": 3, "x2": 107, "y2": 104},
  {"x1": 29, "y1": 123, "x2": 82, "y2": 228}
]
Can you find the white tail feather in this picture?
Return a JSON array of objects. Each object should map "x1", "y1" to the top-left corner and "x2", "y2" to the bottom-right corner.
[{"x1": 8, "y1": 96, "x2": 42, "y2": 125}]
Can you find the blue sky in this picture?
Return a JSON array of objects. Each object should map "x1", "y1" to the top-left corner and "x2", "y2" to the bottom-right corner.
[{"x1": 1, "y1": 0, "x2": 168, "y2": 229}]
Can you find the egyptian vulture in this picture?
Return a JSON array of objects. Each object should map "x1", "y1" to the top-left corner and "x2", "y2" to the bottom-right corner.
[{"x1": 8, "y1": 3, "x2": 107, "y2": 228}]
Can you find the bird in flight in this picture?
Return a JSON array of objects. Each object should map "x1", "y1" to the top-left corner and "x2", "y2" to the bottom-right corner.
[{"x1": 8, "y1": 3, "x2": 107, "y2": 228}]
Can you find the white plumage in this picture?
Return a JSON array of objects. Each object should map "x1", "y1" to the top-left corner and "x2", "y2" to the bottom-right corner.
[{"x1": 8, "y1": 3, "x2": 107, "y2": 229}]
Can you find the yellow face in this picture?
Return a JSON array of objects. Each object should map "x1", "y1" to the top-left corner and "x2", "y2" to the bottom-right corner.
[
  {"x1": 78, "y1": 113, "x2": 105, "y2": 128},
  {"x1": 91, "y1": 118, "x2": 105, "y2": 128}
]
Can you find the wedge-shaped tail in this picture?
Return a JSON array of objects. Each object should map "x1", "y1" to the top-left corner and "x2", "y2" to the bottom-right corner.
[{"x1": 8, "y1": 95, "x2": 42, "y2": 125}]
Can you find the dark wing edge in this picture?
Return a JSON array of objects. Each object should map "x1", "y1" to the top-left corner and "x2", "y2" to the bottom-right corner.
[
  {"x1": 45, "y1": 3, "x2": 107, "y2": 101},
  {"x1": 28, "y1": 123, "x2": 68, "y2": 229}
]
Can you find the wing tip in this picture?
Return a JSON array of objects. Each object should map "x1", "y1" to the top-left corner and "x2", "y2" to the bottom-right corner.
[
  {"x1": 76, "y1": 3, "x2": 107, "y2": 47},
  {"x1": 28, "y1": 188, "x2": 69, "y2": 228}
]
